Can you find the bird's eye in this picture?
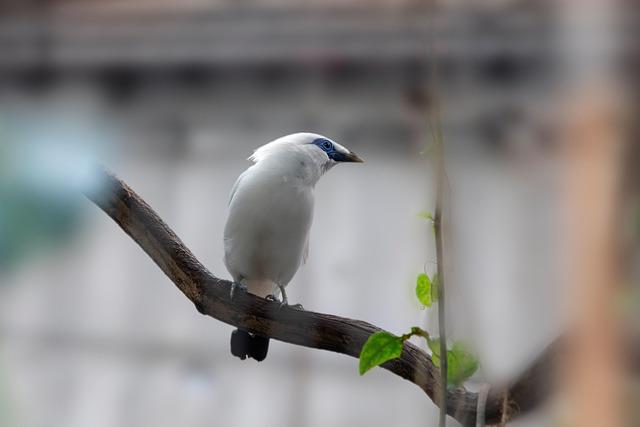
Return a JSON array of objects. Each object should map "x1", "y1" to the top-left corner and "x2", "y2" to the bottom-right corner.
[{"x1": 312, "y1": 138, "x2": 335, "y2": 153}]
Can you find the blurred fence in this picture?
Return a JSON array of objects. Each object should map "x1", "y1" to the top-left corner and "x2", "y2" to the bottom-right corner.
[{"x1": 0, "y1": 1, "x2": 637, "y2": 427}]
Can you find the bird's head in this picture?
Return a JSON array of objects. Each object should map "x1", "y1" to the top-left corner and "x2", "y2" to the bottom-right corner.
[
  {"x1": 249, "y1": 133, "x2": 362, "y2": 185},
  {"x1": 250, "y1": 132, "x2": 363, "y2": 167},
  {"x1": 308, "y1": 135, "x2": 364, "y2": 164}
]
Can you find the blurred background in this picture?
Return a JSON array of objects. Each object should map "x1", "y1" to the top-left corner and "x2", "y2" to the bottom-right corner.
[{"x1": 0, "y1": 1, "x2": 637, "y2": 426}]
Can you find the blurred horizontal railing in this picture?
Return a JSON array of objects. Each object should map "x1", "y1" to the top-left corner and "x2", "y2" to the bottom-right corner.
[{"x1": 0, "y1": 5, "x2": 560, "y2": 68}]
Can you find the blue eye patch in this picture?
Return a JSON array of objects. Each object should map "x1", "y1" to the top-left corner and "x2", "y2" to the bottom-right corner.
[
  {"x1": 311, "y1": 138, "x2": 352, "y2": 162},
  {"x1": 312, "y1": 138, "x2": 334, "y2": 153},
  {"x1": 312, "y1": 138, "x2": 339, "y2": 161}
]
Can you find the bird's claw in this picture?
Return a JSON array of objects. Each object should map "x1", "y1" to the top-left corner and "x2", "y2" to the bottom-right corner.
[
  {"x1": 230, "y1": 282, "x2": 247, "y2": 300},
  {"x1": 265, "y1": 294, "x2": 287, "y2": 308},
  {"x1": 265, "y1": 294, "x2": 303, "y2": 310}
]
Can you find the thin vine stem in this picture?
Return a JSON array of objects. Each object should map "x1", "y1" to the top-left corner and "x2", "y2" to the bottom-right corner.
[
  {"x1": 434, "y1": 138, "x2": 448, "y2": 427},
  {"x1": 422, "y1": 2, "x2": 448, "y2": 423}
]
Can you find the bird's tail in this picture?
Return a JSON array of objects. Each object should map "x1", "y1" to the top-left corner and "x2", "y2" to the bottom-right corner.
[{"x1": 230, "y1": 328, "x2": 270, "y2": 361}]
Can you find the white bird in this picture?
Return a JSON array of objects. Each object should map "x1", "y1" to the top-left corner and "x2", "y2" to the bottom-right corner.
[{"x1": 223, "y1": 132, "x2": 363, "y2": 361}]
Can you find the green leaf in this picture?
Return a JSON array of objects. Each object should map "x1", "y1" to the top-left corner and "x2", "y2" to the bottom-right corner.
[
  {"x1": 447, "y1": 342, "x2": 479, "y2": 387},
  {"x1": 417, "y1": 211, "x2": 436, "y2": 233},
  {"x1": 417, "y1": 211, "x2": 434, "y2": 222},
  {"x1": 359, "y1": 332, "x2": 404, "y2": 375},
  {"x1": 426, "y1": 338, "x2": 479, "y2": 386},
  {"x1": 415, "y1": 274, "x2": 433, "y2": 307}
]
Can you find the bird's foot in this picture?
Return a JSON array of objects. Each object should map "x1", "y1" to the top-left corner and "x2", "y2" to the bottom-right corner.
[
  {"x1": 265, "y1": 294, "x2": 304, "y2": 310},
  {"x1": 277, "y1": 285, "x2": 289, "y2": 307},
  {"x1": 265, "y1": 294, "x2": 286, "y2": 308},
  {"x1": 229, "y1": 282, "x2": 247, "y2": 300}
]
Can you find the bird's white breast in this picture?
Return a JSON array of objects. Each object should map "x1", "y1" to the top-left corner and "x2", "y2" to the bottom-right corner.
[{"x1": 223, "y1": 160, "x2": 314, "y2": 297}]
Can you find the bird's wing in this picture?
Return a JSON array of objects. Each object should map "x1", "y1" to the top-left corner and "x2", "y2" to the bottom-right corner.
[{"x1": 228, "y1": 171, "x2": 246, "y2": 205}]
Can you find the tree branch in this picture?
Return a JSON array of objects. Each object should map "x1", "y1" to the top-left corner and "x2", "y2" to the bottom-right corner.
[{"x1": 84, "y1": 165, "x2": 559, "y2": 426}]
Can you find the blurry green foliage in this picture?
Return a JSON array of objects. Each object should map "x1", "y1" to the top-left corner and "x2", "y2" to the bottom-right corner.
[
  {"x1": 0, "y1": 116, "x2": 105, "y2": 273},
  {"x1": 417, "y1": 211, "x2": 434, "y2": 222},
  {"x1": 427, "y1": 338, "x2": 479, "y2": 387},
  {"x1": 0, "y1": 182, "x2": 82, "y2": 270},
  {"x1": 358, "y1": 232, "x2": 478, "y2": 386}
]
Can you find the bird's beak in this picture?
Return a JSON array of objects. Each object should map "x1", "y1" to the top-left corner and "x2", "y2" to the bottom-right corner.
[{"x1": 344, "y1": 151, "x2": 364, "y2": 163}]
